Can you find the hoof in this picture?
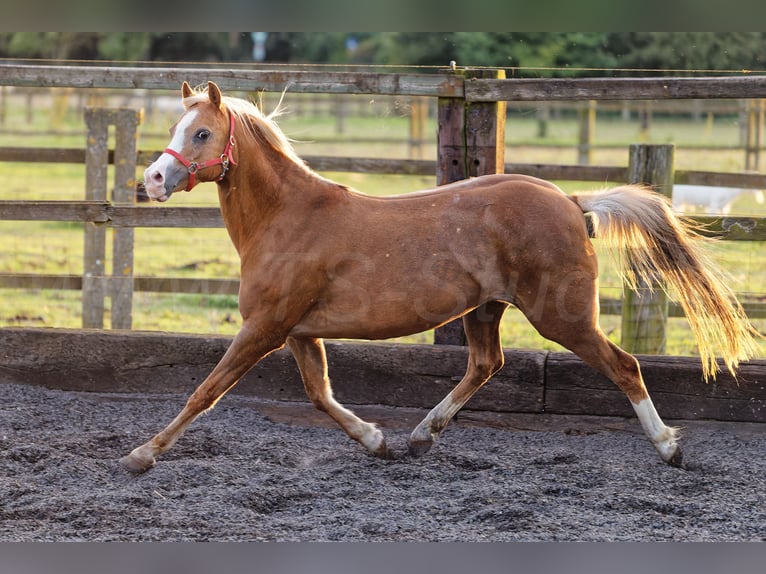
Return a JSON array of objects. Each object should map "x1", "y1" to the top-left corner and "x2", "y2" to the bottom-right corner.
[
  {"x1": 666, "y1": 446, "x2": 684, "y2": 468},
  {"x1": 119, "y1": 450, "x2": 156, "y2": 474},
  {"x1": 371, "y1": 439, "x2": 394, "y2": 460},
  {"x1": 407, "y1": 438, "x2": 433, "y2": 458},
  {"x1": 372, "y1": 447, "x2": 395, "y2": 460},
  {"x1": 361, "y1": 426, "x2": 391, "y2": 459}
]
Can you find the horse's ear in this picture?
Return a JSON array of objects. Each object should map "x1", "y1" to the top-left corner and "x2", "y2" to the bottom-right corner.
[
  {"x1": 207, "y1": 81, "x2": 223, "y2": 109},
  {"x1": 181, "y1": 81, "x2": 193, "y2": 101}
]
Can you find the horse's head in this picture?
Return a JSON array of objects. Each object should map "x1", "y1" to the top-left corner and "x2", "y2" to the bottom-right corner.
[{"x1": 143, "y1": 81, "x2": 237, "y2": 202}]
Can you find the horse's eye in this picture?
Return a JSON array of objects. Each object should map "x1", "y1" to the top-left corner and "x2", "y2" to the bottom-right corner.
[{"x1": 195, "y1": 129, "x2": 211, "y2": 142}]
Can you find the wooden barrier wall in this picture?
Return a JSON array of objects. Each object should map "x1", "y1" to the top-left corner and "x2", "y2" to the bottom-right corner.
[{"x1": 0, "y1": 328, "x2": 763, "y2": 423}]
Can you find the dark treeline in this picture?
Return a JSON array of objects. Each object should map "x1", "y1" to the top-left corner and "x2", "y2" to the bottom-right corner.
[{"x1": 2, "y1": 32, "x2": 766, "y2": 76}]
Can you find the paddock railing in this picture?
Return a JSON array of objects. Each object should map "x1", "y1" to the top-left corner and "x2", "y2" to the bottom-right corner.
[{"x1": 0, "y1": 64, "x2": 765, "y2": 353}]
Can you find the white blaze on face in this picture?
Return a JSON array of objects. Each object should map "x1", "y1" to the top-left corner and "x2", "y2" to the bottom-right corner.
[{"x1": 143, "y1": 109, "x2": 199, "y2": 199}]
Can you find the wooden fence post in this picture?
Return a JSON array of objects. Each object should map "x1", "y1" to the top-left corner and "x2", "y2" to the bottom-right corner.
[
  {"x1": 638, "y1": 101, "x2": 652, "y2": 141},
  {"x1": 111, "y1": 108, "x2": 143, "y2": 330},
  {"x1": 83, "y1": 108, "x2": 109, "y2": 329},
  {"x1": 536, "y1": 103, "x2": 550, "y2": 138},
  {"x1": 745, "y1": 99, "x2": 764, "y2": 171},
  {"x1": 0, "y1": 86, "x2": 6, "y2": 126},
  {"x1": 334, "y1": 94, "x2": 346, "y2": 135},
  {"x1": 408, "y1": 97, "x2": 427, "y2": 159},
  {"x1": 82, "y1": 107, "x2": 142, "y2": 330},
  {"x1": 577, "y1": 100, "x2": 596, "y2": 165},
  {"x1": 434, "y1": 68, "x2": 506, "y2": 346},
  {"x1": 620, "y1": 144, "x2": 674, "y2": 354}
]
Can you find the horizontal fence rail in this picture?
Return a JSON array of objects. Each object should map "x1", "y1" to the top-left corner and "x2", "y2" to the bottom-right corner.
[
  {"x1": 1, "y1": 64, "x2": 766, "y2": 100},
  {"x1": 2, "y1": 146, "x2": 766, "y2": 190},
  {"x1": 3, "y1": 199, "x2": 766, "y2": 239},
  {"x1": 2, "y1": 272, "x2": 764, "y2": 321},
  {"x1": 0, "y1": 64, "x2": 464, "y2": 97},
  {"x1": 466, "y1": 76, "x2": 766, "y2": 102}
]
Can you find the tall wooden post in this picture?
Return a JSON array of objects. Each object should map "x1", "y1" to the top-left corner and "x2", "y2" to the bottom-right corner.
[
  {"x1": 434, "y1": 68, "x2": 506, "y2": 346},
  {"x1": 83, "y1": 108, "x2": 109, "y2": 329},
  {"x1": 111, "y1": 108, "x2": 142, "y2": 330},
  {"x1": 82, "y1": 107, "x2": 142, "y2": 330},
  {"x1": 620, "y1": 144, "x2": 674, "y2": 354}
]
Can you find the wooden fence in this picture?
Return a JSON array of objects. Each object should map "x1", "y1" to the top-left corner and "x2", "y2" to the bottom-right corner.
[
  {"x1": 5, "y1": 89, "x2": 763, "y2": 165},
  {"x1": 1, "y1": 64, "x2": 766, "y2": 354}
]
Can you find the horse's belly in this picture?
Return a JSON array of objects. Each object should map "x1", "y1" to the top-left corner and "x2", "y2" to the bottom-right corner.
[
  {"x1": 288, "y1": 291, "x2": 481, "y2": 340},
  {"x1": 285, "y1": 228, "x2": 511, "y2": 340}
]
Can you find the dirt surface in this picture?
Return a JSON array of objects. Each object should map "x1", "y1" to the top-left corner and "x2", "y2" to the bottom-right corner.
[{"x1": 1, "y1": 382, "x2": 764, "y2": 541}]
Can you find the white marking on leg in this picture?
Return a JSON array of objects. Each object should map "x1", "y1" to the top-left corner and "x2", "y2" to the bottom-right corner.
[
  {"x1": 410, "y1": 392, "x2": 461, "y2": 450},
  {"x1": 632, "y1": 398, "x2": 681, "y2": 463},
  {"x1": 358, "y1": 422, "x2": 386, "y2": 454},
  {"x1": 324, "y1": 396, "x2": 387, "y2": 456}
]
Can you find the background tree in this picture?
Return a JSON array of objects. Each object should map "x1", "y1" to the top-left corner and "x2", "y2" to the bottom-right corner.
[
  {"x1": 146, "y1": 33, "x2": 252, "y2": 62},
  {"x1": 2, "y1": 32, "x2": 100, "y2": 60},
  {"x1": 1, "y1": 32, "x2": 764, "y2": 75},
  {"x1": 97, "y1": 33, "x2": 152, "y2": 61},
  {"x1": 603, "y1": 32, "x2": 766, "y2": 75},
  {"x1": 452, "y1": 32, "x2": 617, "y2": 76}
]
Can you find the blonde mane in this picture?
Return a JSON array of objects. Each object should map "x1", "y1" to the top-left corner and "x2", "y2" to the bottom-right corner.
[{"x1": 183, "y1": 86, "x2": 312, "y2": 174}]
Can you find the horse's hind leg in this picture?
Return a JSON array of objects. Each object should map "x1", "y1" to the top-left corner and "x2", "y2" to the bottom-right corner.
[
  {"x1": 408, "y1": 301, "x2": 509, "y2": 457},
  {"x1": 287, "y1": 336, "x2": 389, "y2": 458},
  {"x1": 571, "y1": 335, "x2": 682, "y2": 466},
  {"x1": 522, "y1": 292, "x2": 683, "y2": 467}
]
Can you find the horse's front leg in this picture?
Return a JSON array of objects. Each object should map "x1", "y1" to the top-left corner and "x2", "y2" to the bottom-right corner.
[{"x1": 120, "y1": 321, "x2": 285, "y2": 473}]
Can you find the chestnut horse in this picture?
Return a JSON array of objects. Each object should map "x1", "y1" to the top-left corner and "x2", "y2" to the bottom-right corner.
[{"x1": 121, "y1": 81, "x2": 760, "y2": 473}]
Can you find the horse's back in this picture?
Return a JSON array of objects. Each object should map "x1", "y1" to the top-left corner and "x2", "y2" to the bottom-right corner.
[
  {"x1": 400, "y1": 173, "x2": 587, "y2": 244},
  {"x1": 321, "y1": 172, "x2": 589, "y2": 266},
  {"x1": 380, "y1": 173, "x2": 565, "y2": 202}
]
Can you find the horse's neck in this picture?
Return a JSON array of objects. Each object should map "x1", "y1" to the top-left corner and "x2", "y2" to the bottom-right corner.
[{"x1": 216, "y1": 152, "x2": 323, "y2": 254}]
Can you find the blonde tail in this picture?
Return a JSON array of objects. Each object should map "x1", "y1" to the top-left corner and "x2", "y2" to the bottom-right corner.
[{"x1": 572, "y1": 184, "x2": 761, "y2": 380}]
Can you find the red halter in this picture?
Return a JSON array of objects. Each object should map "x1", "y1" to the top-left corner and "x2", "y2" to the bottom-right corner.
[{"x1": 163, "y1": 109, "x2": 237, "y2": 192}]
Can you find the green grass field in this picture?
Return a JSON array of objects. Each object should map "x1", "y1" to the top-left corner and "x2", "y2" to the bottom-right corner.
[{"x1": 1, "y1": 91, "x2": 764, "y2": 358}]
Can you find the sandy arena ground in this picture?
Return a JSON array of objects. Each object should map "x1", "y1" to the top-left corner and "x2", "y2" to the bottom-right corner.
[{"x1": 1, "y1": 382, "x2": 764, "y2": 541}]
